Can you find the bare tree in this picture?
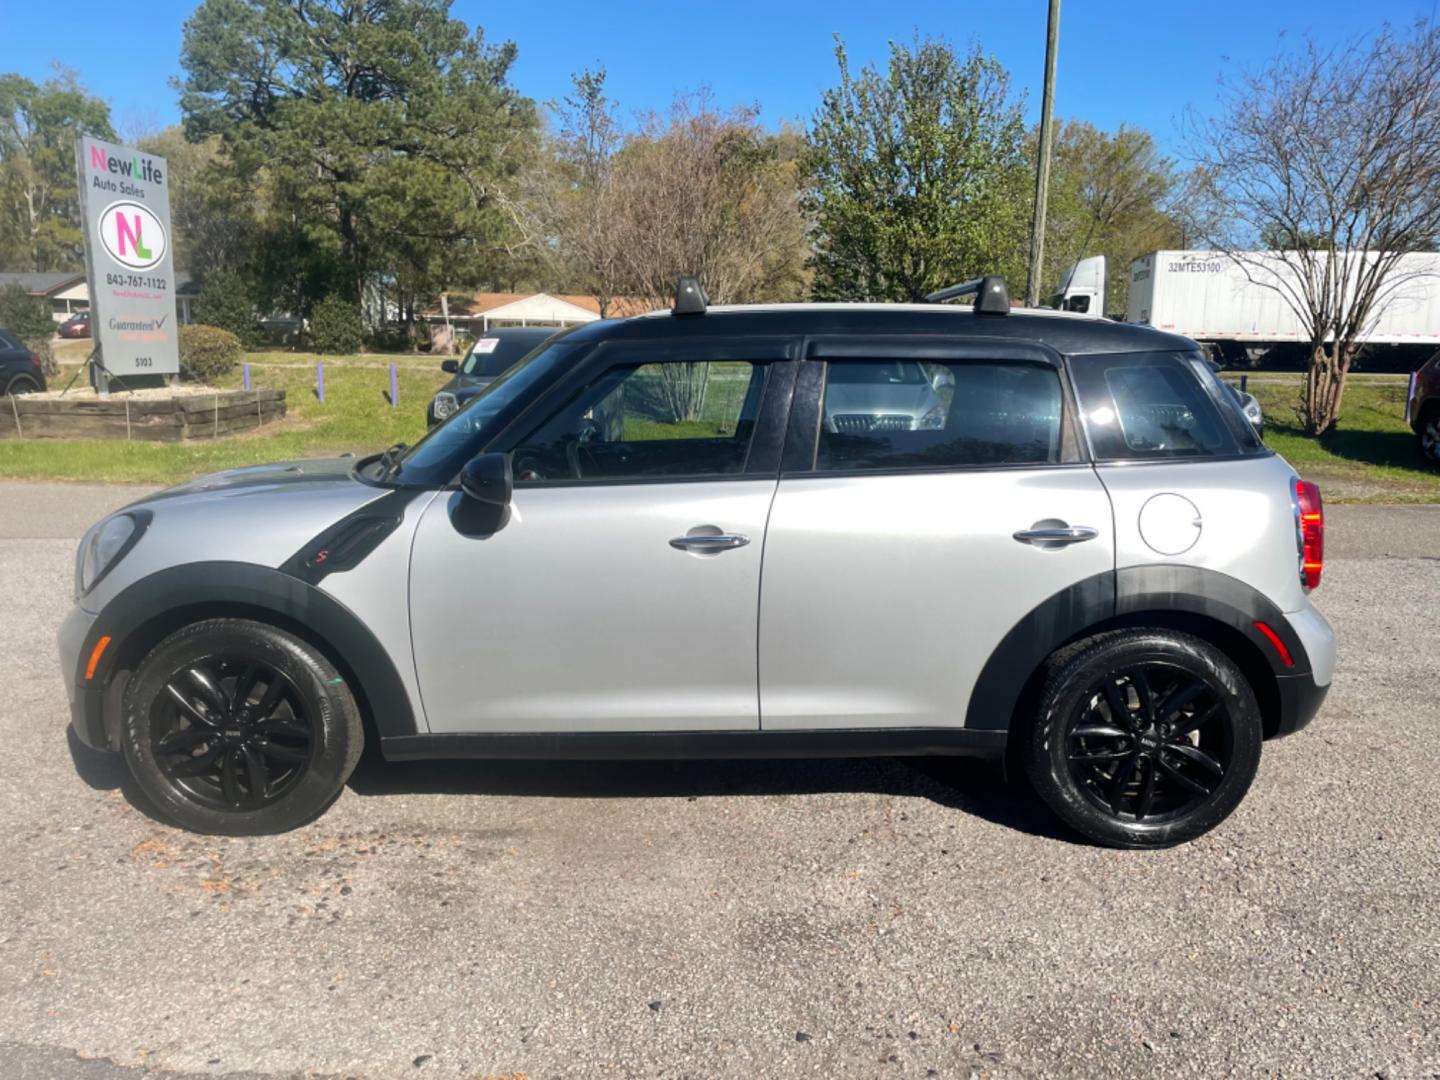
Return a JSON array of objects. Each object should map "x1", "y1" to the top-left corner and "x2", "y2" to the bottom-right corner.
[
  {"x1": 505, "y1": 71, "x2": 628, "y2": 316},
  {"x1": 1188, "y1": 21, "x2": 1440, "y2": 435},
  {"x1": 610, "y1": 91, "x2": 808, "y2": 308}
]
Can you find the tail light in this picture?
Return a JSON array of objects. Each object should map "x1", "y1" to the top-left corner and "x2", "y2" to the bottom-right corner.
[
  {"x1": 1293, "y1": 478, "x2": 1324, "y2": 590},
  {"x1": 28, "y1": 352, "x2": 41, "y2": 368}
]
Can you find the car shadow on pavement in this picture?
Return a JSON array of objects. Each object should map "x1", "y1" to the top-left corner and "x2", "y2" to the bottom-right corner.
[
  {"x1": 345, "y1": 753, "x2": 1074, "y2": 843},
  {"x1": 66, "y1": 727, "x2": 175, "y2": 828},
  {"x1": 65, "y1": 727, "x2": 1074, "y2": 843}
]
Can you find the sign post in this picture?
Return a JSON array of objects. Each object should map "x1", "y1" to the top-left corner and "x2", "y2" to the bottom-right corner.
[{"x1": 75, "y1": 136, "x2": 180, "y2": 397}]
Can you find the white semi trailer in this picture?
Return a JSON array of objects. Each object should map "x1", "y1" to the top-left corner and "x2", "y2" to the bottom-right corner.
[{"x1": 1053, "y1": 251, "x2": 1440, "y2": 364}]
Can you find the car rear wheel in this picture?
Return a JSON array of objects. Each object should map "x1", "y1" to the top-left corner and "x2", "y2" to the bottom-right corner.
[
  {"x1": 1023, "y1": 629, "x2": 1262, "y2": 848},
  {"x1": 121, "y1": 619, "x2": 363, "y2": 835},
  {"x1": 4, "y1": 373, "x2": 41, "y2": 396},
  {"x1": 1420, "y1": 406, "x2": 1440, "y2": 468}
]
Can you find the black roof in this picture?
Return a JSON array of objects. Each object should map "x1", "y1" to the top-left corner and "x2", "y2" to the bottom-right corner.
[{"x1": 564, "y1": 304, "x2": 1195, "y2": 356}]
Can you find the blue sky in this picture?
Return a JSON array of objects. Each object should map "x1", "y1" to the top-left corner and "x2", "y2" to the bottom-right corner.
[{"x1": 1, "y1": 0, "x2": 1435, "y2": 154}]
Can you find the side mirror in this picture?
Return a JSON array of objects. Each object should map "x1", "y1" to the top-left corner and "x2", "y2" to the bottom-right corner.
[
  {"x1": 459, "y1": 452, "x2": 512, "y2": 507},
  {"x1": 930, "y1": 369, "x2": 956, "y2": 392},
  {"x1": 441, "y1": 359, "x2": 459, "y2": 374}
]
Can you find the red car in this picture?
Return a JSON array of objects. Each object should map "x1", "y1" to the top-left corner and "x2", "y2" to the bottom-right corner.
[
  {"x1": 1411, "y1": 352, "x2": 1440, "y2": 468},
  {"x1": 57, "y1": 311, "x2": 91, "y2": 338}
]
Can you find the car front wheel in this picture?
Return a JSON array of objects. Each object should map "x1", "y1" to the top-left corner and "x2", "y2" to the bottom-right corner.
[
  {"x1": 1024, "y1": 629, "x2": 1262, "y2": 848},
  {"x1": 121, "y1": 618, "x2": 363, "y2": 835}
]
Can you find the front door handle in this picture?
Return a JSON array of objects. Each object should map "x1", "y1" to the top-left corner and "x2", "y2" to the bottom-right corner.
[
  {"x1": 669, "y1": 531, "x2": 750, "y2": 553},
  {"x1": 1013, "y1": 525, "x2": 1100, "y2": 546}
]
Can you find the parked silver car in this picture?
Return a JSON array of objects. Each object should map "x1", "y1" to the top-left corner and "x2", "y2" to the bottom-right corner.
[{"x1": 59, "y1": 277, "x2": 1334, "y2": 847}]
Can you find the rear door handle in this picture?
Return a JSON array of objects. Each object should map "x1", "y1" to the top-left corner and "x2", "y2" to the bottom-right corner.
[
  {"x1": 669, "y1": 532, "x2": 750, "y2": 553},
  {"x1": 1013, "y1": 525, "x2": 1100, "y2": 546}
]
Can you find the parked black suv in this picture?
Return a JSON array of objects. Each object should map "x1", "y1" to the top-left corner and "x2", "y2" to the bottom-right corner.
[{"x1": 427, "y1": 327, "x2": 555, "y2": 424}]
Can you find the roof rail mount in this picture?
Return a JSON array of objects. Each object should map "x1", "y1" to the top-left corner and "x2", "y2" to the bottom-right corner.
[
  {"x1": 673, "y1": 276, "x2": 708, "y2": 316},
  {"x1": 924, "y1": 275, "x2": 1011, "y2": 316}
]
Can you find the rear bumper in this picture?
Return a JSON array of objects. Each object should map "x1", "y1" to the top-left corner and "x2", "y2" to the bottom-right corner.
[
  {"x1": 1272, "y1": 605, "x2": 1335, "y2": 738},
  {"x1": 1272, "y1": 672, "x2": 1329, "y2": 737}
]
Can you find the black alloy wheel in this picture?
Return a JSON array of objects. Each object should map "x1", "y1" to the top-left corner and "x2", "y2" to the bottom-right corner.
[
  {"x1": 1025, "y1": 629, "x2": 1263, "y2": 848},
  {"x1": 122, "y1": 619, "x2": 363, "y2": 834},
  {"x1": 151, "y1": 657, "x2": 315, "y2": 810},
  {"x1": 1064, "y1": 664, "x2": 1231, "y2": 825}
]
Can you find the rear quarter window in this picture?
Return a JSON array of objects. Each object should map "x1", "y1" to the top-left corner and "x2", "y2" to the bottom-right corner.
[{"x1": 1070, "y1": 351, "x2": 1258, "y2": 460}]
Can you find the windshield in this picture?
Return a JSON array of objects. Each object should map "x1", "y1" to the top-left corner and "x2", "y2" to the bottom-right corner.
[
  {"x1": 389, "y1": 340, "x2": 587, "y2": 486},
  {"x1": 460, "y1": 331, "x2": 553, "y2": 378}
]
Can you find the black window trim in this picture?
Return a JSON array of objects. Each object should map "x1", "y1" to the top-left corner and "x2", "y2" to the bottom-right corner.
[
  {"x1": 486, "y1": 336, "x2": 801, "y2": 489},
  {"x1": 781, "y1": 336, "x2": 1077, "y2": 479}
]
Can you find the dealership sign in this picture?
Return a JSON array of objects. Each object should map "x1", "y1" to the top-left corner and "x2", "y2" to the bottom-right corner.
[{"x1": 76, "y1": 136, "x2": 180, "y2": 378}]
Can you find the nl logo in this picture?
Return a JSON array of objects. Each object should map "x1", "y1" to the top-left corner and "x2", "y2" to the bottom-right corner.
[{"x1": 98, "y1": 201, "x2": 167, "y2": 272}]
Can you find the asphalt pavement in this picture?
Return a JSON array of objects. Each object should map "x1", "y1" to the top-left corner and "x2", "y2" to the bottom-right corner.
[{"x1": 0, "y1": 481, "x2": 1436, "y2": 1079}]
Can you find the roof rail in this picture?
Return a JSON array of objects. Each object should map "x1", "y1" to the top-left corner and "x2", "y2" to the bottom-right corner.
[
  {"x1": 924, "y1": 275, "x2": 1011, "y2": 315},
  {"x1": 672, "y1": 275, "x2": 708, "y2": 316}
]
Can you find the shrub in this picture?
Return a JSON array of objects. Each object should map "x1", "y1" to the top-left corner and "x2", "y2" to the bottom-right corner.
[
  {"x1": 0, "y1": 284, "x2": 58, "y2": 376},
  {"x1": 308, "y1": 293, "x2": 364, "y2": 355},
  {"x1": 195, "y1": 270, "x2": 261, "y2": 349},
  {"x1": 178, "y1": 324, "x2": 243, "y2": 384}
]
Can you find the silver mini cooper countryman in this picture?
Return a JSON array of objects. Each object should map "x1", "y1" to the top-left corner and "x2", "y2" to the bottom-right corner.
[{"x1": 58, "y1": 277, "x2": 1334, "y2": 847}]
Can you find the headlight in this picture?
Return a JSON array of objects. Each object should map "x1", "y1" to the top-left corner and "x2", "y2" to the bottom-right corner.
[
  {"x1": 918, "y1": 404, "x2": 946, "y2": 430},
  {"x1": 76, "y1": 512, "x2": 147, "y2": 597},
  {"x1": 432, "y1": 391, "x2": 459, "y2": 420}
]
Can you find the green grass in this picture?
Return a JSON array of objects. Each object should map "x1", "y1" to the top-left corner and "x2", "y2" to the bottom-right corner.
[
  {"x1": 0, "y1": 353, "x2": 452, "y2": 485},
  {"x1": 1226, "y1": 374, "x2": 1440, "y2": 503}
]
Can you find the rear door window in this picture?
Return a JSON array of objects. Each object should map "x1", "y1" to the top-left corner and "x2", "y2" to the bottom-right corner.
[
  {"x1": 1070, "y1": 352, "x2": 1248, "y2": 460},
  {"x1": 815, "y1": 359, "x2": 1063, "y2": 471}
]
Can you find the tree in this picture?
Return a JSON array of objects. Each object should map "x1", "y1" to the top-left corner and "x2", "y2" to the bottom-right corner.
[
  {"x1": 196, "y1": 269, "x2": 261, "y2": 348},
  {"x1": 805, "y1": 36, "x2": 1030, "y2": 302},
  {"x1": 0, "y1": 70, "x2": 114, "y2": 272},
  {"x1": 507, "y1": 78, "x2": 809, "y2": 320},
  {"x1": 609, "y1": 91, "x2": 810, "y2": 308},
  {"x1": 1187, "y1": 20, "x2": 1440, "y2": 435},
  {"x1": 137, "y1": 127, "x2": 258, "y2": 283},
  {"x1": 504, "y1": 70, "x2": 628, "y2": 315},
  {"x1": 308, "y1": 293, "x2": 364, "y2": 355},
  {"x1": 1040, "y1": 121, "x2": 1183, "y2": 311},
  {"x1": 178, "y1": 0, "x2": 537, "y2": 316},
  {"x1": 0, "y1": 284, "x2": 58, "y2": 375}
]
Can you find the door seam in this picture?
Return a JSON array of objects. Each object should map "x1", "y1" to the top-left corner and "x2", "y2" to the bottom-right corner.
[{"x1": 754, "y1": 476, "x2": 782, "y2": 731}]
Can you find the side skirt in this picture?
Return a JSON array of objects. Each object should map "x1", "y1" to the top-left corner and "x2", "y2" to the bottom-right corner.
[{"x1": 380, "y1": 728, "x2": 1007, "y2": 763}]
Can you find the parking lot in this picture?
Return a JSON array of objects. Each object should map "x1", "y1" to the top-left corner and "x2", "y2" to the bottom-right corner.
[{"x1": 0, "y1": 482, "x2": 1436, "y2": 1080}]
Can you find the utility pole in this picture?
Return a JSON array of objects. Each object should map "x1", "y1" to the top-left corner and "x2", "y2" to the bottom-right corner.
[{"x1": 1025, "y1": 0, "x2": 1061, "y2": 307}]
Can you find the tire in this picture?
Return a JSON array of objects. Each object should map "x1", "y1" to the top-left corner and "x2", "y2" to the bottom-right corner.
[
  {"x1": 121, "y1": 618, "x2": 364, "y2": 835},
  {"x1": 1420, "y1": 406, "x2": 1440, "y2": 468},
  {"x1": 4, "y1": 373, "x2": 41, "y2": 396},
  {"x1": 1023, "y1": 629, "x2": 1262, "y2": 849}
]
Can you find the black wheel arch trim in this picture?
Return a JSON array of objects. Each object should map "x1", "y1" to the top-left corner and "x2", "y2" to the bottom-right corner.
[
  {"x1": 76, "y1": 560, "x2": 419, "y2": 750},
  {"x1": 965, "y1": 565, "x2": 1315, "y2": 735}
]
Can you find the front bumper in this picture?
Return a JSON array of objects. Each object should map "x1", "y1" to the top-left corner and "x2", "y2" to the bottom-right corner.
[{"x1": 57, "y1": 604, "x2": 111, "y2": 751}]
